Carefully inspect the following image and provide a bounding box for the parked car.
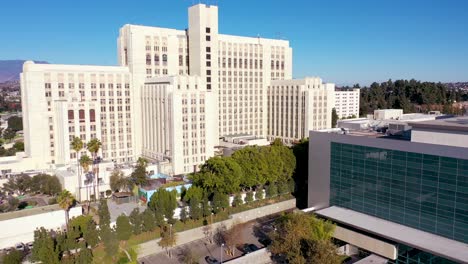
[205,256,220,264]
[258,237,271,246]
[261,224,275,233]
[242,243,259,254]
[27,242,34,250]
[15,243,25,251]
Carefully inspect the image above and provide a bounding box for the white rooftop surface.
[316,206,468,264]
[354,254,388,264]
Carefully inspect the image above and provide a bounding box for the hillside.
[0,60,48,83]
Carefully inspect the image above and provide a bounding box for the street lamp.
[221,243,225,263]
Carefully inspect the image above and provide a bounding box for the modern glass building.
[308,130,468,264]
[330,142,468,244]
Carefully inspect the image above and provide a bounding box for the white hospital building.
[334,88,360,118]
[9,4,358,196]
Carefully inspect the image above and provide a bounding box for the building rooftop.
[408,116,468,132]
[0,204,62,221]
[316,206,468,264]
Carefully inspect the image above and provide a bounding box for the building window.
[206,35,211,41]
[146,54,151,65]
[206,47,211,53]
[162,54,168,62]
[79,109,85,123]
[90,109,96,122]
[68,110,74,123]
[206,27,211,33]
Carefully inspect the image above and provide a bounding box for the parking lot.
[138,215,278,264]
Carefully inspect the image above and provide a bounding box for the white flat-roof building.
[267,77,335,144]
[334,88,360,118]
[21,62,134,166]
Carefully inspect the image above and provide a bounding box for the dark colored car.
[205,256,220,264]
[258,237,271,246]
[242,243,259,254]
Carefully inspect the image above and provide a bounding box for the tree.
[158,224,177,258]
[201,194,212,218]
[30,174,62,195]
[190,157,243,194]
[110,169,131,192]
[2,174,32,195]
[148,189,178,224]
[269,213,340,264]
[79,155,92,173]
[244,191,254,203]
[2,128,16,141]
[189,197,202,220]
[31,227,60,264]
[222,222,245,256]
[180,206,188,223]
[12,141,24,151]
[212,192,229,214]
[278,182,289,195]
[141,209,156,232]
[75,245,93,264]
[129,208,142,235]
[7,116,22,131]
[232,193,243,207]
[231,146,269,189]
[57,190,75,229]
[71,136,84,200]
[97,199,111,228]
[87,138,102,200]
[116,214,132,241]
[255,187,264,200]
[202,224,214,244]
[101,226,119,258]
[83,219,99,248]
[182,185,203,203]
[266,184,278,198]
[179,246,198,264]
[2,249,23,264]
[331,108,338,128]
[130,157,149,186]
[79,154,93,201]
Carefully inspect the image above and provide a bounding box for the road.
[138,213,282,264]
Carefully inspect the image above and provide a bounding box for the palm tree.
[71,137,83,201]
[79,155,92,201]
[87,138,102,201]
[57,190,75,229]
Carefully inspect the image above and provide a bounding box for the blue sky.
[1,0,467,85]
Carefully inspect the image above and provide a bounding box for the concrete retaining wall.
[137,199,296,258]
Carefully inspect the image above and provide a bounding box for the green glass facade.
[330,142,468,244]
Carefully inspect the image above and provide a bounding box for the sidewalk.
[137,199,296,258]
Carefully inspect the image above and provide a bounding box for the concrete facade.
[334,88,360,118]
[267,78,335,144]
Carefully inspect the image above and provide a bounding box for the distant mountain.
[0,60,48,83]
